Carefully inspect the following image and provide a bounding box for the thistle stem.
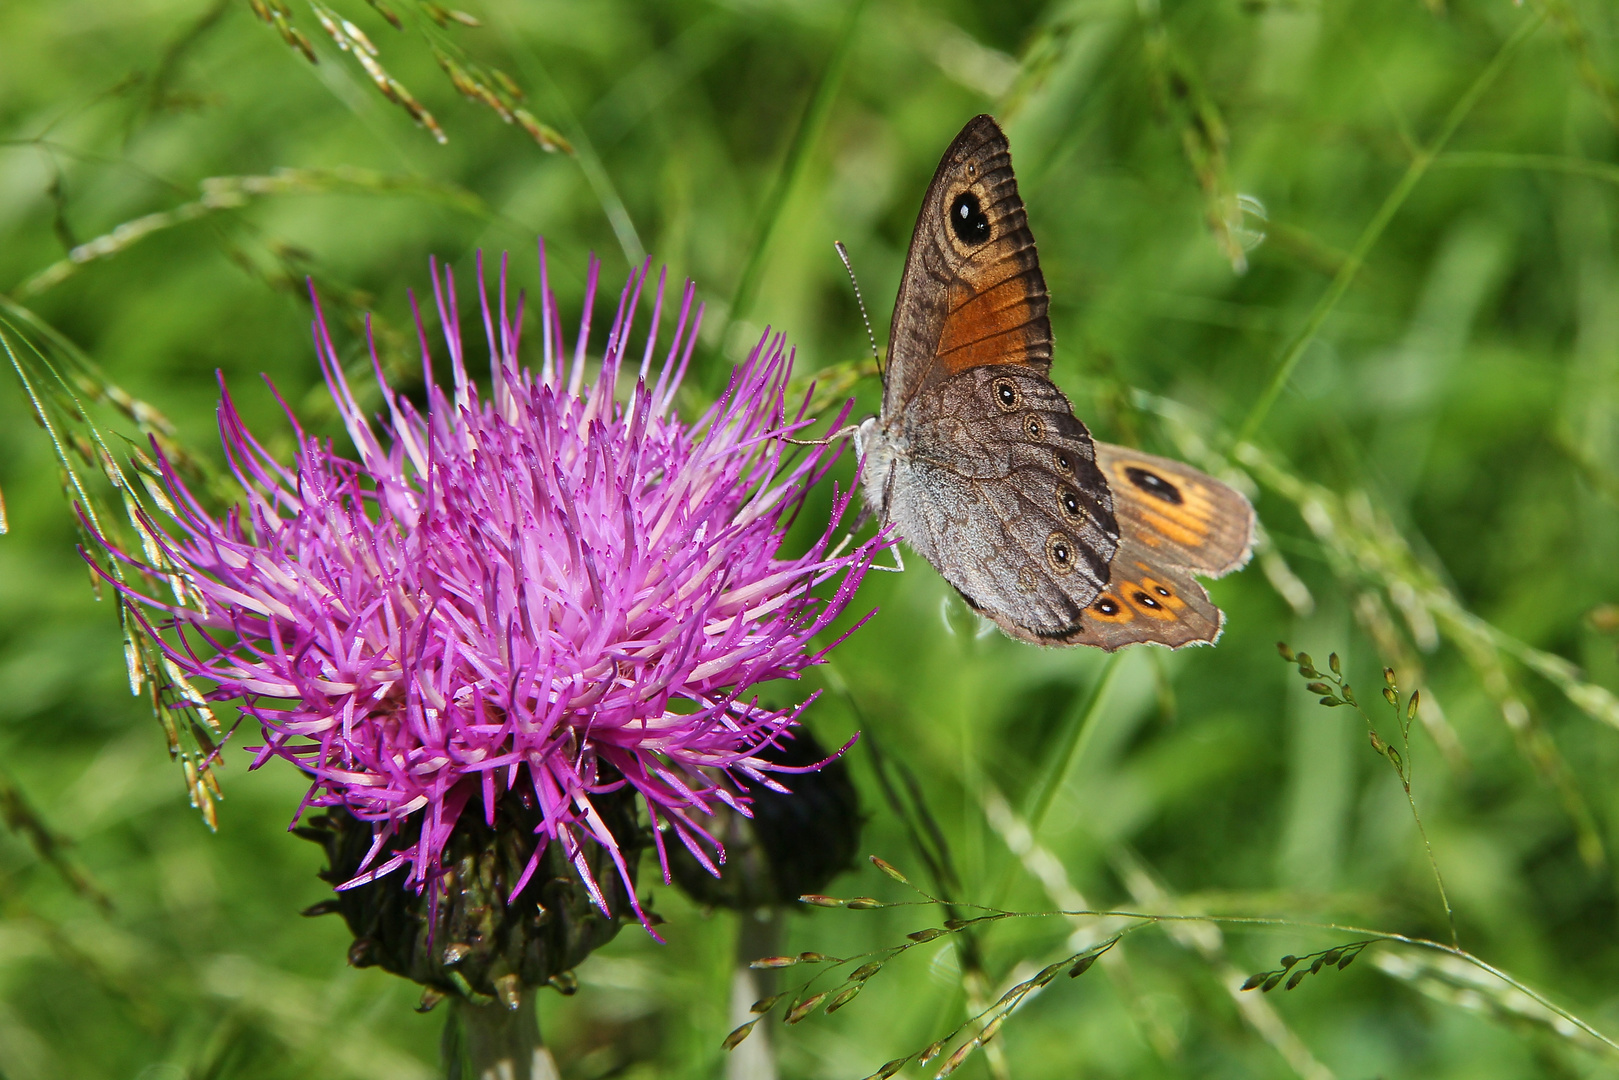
[729,910,783,1080]
[445,994,559,1080]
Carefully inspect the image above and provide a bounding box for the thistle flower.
[90,244,884,938]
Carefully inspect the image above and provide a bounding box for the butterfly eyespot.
[1044,532,1074,575]
[993,380,1019,409]
[1133,591,1162,610]
[1055,452,1073,473]
[950,191,991,244]
[1025,415,1044,440]
[1124,466,1184,505]
[1093,597,1122,617]
[1060,489,1081,516]
[1155,585,1171,598]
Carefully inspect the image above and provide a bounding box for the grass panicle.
[1280,641,1457,946]
[1240,941,1374,994]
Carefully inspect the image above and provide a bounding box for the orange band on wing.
[1137,506,1212,547]
[934,270,1045,375]
[1105,458,1219,538]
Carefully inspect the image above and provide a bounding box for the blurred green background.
[5,0,1619,1077]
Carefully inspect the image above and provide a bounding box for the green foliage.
[4,0,1619,1078]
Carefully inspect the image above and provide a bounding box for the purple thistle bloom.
[89,244,884,928]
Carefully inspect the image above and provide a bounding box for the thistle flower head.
[93,244,883,928]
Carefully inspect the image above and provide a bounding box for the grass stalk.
[1236,13,1545,443]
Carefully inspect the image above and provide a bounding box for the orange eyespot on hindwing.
[1091,594,1132,622]
[1121,567,1187,621]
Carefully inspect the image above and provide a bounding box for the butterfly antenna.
[835,241,884,384]
[782,242,882,450]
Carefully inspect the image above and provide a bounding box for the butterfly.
[853,114,1254,650]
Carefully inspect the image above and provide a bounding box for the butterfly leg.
[827,519,905,571]
[782,422,862,447]
[867,544,905,573]
[860,462,906,572]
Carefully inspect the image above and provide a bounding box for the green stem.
[482,11,645,268]
[445,994,556,1080]
[987,656,1123,912]
[725,0,866,331]
[1337,670,1460,949]
[728,911,783,1080]
[1434,150,1619,187]
[1026,655,1124,836]
[1235,12,1544,444]
[1402,775,1458,948]
[1391,687,1459,948]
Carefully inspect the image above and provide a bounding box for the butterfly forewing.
[884,114,1052,418]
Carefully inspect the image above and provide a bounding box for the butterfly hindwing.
[889,366,1119,638]
[1092,443,1255,578]
[1050,539,1224,651]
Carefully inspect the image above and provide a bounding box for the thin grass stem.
[1236,13,1544,443]
[845,897,1619,1060]
[725,0,866,334]
[1027,654,1124,838]
[482,12,646,267]
[1434,151,1619,187]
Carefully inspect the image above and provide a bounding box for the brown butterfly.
[853,114,1254,650]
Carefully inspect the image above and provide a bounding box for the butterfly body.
[856,115,1254,650]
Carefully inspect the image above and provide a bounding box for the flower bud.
[668,730,860,910]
